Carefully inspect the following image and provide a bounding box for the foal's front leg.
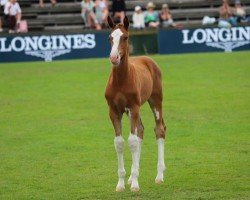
[109,107,125,192]
[128,106,141,192]
[128,118,143,185]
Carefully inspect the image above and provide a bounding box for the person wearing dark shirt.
[112,0,125,23]
[0,0,7,32]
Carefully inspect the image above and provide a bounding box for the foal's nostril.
[110,55,119,62]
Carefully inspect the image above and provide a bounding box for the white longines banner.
[0,32,110,63]
[158,26,250,54]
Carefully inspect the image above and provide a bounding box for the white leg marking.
[128,133,140,192]
[128,137,142,186]
[110,29,123,58]
[155,138,166,184]
[114,136,126,191]
[154,108,160,120]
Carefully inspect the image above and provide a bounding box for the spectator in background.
[39,0,57,8]
[132,6,145,29]
[218,0,237,28]
[0,0,8,32]
[4,0,22,33]
[234,0,250,23]
[144,2,159,28]
[112,0,126,23]
[159,4,173,27]
[95,0,109,27]
[0,12,2,32]
[81,0,101,30]
[159,4,182,28]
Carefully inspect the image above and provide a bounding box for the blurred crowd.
[80,0,182,30]
[81,0,249,30]
[0,0,58,33]
[0,0,22,33]
[0,0,249,33]
[203,0,250,28]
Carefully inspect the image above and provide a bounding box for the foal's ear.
[123,16,129,30]
[107,16,115,29]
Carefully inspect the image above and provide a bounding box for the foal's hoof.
[155,179,164,184]
[130,187,140,192]
[116,186,125,192]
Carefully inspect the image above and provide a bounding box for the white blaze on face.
[110,28,123,58]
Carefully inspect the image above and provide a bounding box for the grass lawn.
[0,51,249,199]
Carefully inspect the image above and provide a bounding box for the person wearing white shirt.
[132,6,145,29]
[81,0,101,30]
[4,0,22,33]
[0,0,8,32]
[95,0,109,26]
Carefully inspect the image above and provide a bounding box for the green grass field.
[0,52,249,199]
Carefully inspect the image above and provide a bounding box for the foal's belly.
[112,84,152,110]
[139,78,153,105]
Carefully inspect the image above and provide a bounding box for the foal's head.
[107,16,130,66]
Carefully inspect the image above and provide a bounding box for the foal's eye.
[123,36,128,41]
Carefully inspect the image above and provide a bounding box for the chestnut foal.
[105,16,166,192]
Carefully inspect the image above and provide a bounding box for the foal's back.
[129,56,163,104]
[130,56,162,81]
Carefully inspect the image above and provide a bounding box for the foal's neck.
[113,51,130,84]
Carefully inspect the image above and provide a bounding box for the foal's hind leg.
[148,95,167,184]
[127,117,144,186]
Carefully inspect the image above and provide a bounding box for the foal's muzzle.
[110,54,120,66]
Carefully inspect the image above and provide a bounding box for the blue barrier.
[1,27,250,63]
[158,26,250,54]
[0,32,110,62]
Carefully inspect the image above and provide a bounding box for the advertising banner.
[158,26,250,54]
[0,32,110,62]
